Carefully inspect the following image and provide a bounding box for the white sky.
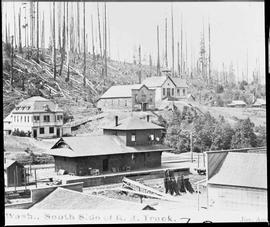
[2,1,265,83]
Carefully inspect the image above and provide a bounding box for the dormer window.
[131,133,136,142]
[43,104,50,111]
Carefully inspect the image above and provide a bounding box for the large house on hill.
[48,116,172,176]
[96,71,188,111]
[4,96,64,138]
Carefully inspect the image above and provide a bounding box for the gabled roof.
[4,159,23,170]
[48,135,171,157]
[171,78,188,88]
[99,84,142,99]
[30,187,143,210]
[141,76,168,87]
[103,116,164,130]
[208,152,267,189]
[12,96,63,113]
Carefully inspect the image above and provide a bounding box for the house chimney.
[147,115,150,122]
[115,116,118,126]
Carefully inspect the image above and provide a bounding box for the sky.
[2,1,265,83]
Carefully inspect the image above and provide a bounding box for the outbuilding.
[4,159,25,187]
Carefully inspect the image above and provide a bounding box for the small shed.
[4,159,25,187]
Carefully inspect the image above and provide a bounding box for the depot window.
[44,115,50,122]
[40,127,45,134]
[131,133,136,142]
[49,127,54,134]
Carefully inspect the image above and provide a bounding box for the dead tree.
[53,1,56,80]
[91,14,96,67]
[66,2,70,82]
[171,4,174,77]
[58,2,62,50]
[18,7,23,53]
[13,3,17,48]
[97,2,102,59]
[157,25,160,76]
[180,14,183,75]
[149,54,152,77]
[138,45,142,83]
[177,41,180,76]
[59,2,66,77]
[36,1,39,63]
[10,36,14,89]
[165,17,168,68]
[208,23,211,83]
[77,2,80,54]
[103,2,108,79]
[83,1,86,86]
[41,12,45,55]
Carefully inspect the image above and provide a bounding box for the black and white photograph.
[3,0,267,224]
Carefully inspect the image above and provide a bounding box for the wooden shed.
[4,159,25,187]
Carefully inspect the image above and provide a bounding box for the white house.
[5,96,64,138]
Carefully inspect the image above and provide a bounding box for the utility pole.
[165,17,168,68]
[171,4,174,77]
[157,25,160,76]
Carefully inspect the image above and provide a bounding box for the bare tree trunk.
[180,15,183,76]
[171,4,174,77]
[53,1,56,80]
[83,1,86,86]
[91,14,96,67]
[18,7,22,53]
[41,12,45,55]
[66,2,70,82]
[77,2,80,54]
[104,2,107,79]
[58,2,62,50]
[59,2,66,77]
[208,23,211,83]
[97,2,102,59]
[138,45,142,83]
[157,25,160,76]
[165,17,168,68]
[10,36,14,89]
[177,41,180,76]
[13,3,17,48]
[149,54,152,77]
[5,12,8,44]
[70,3,74,53]
[36,1,39,63]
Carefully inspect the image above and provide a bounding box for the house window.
[118,100,120,106]
[40,127,45,134]
[17,116,19,122]
[183,89,186,96]
[27,116,29,122]
[21,116,23,122]
[44,115,50,122]
[125,100,127,107]
[172,88,174,96]
[131,133,136,142]
[34,116,40,122]
[111,99,114,106]
[163,88,166,96]
[24,116,26,122]
[167,88,170,96]
[149,94,153,103]
[49,127,54,134]
[177,89,180,95]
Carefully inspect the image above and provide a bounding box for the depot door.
[33,129,37,138]
[56,128,60,137]
[103,159,109,172]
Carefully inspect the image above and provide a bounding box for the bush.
[215,84,224,93]
[12,129,31,137]
[63,111,74,124]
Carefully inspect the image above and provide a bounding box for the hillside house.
[206,151,267,212]
[5,96,64,138]
[4,159,25,187]
[48,116,172,176]
[96,71,188,111]
[227,100,247,108]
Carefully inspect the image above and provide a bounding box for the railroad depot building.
[48,116,172,176]
[4,96,64,138]
[96,72,188,111]
[206,151,267,212]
